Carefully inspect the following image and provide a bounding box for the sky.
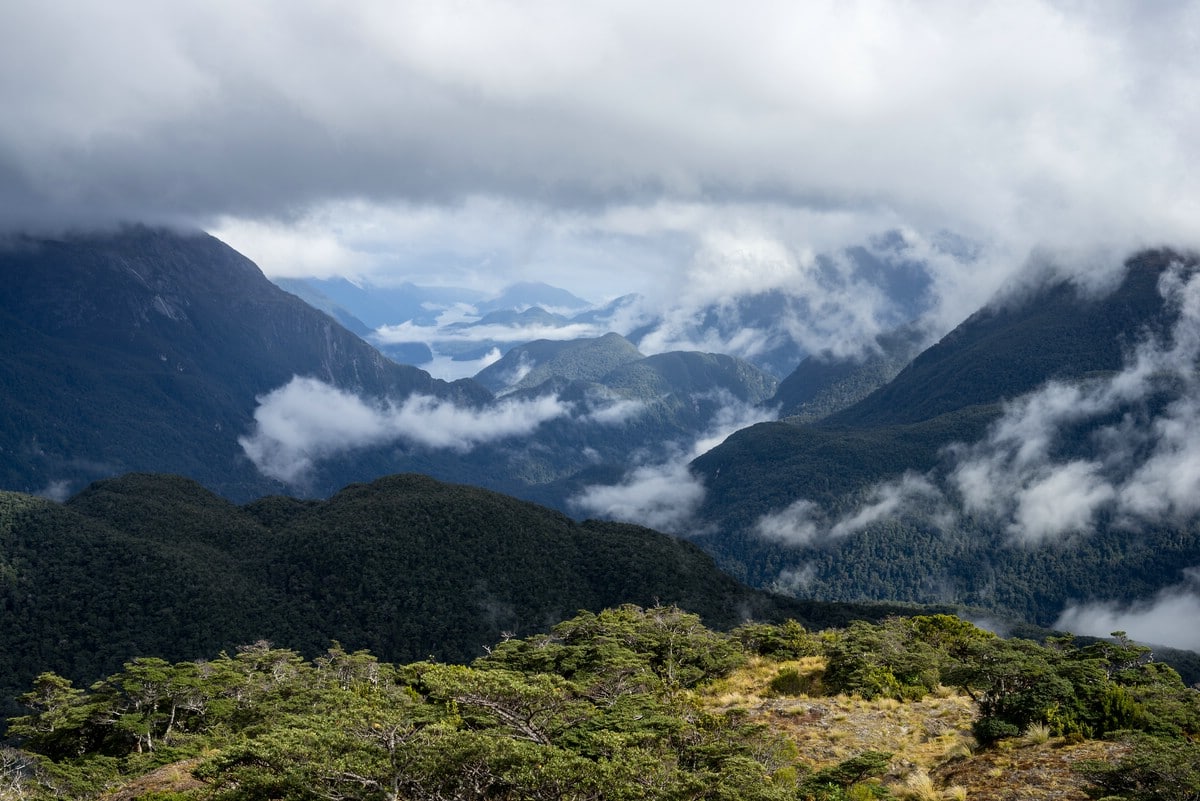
[2,0,1199,319]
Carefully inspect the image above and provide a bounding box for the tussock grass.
[896,768,938,801]
[1021,722,1051,746]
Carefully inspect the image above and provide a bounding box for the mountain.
[473,332,645,394]
[283,276,486,328]
[477,280,593,314]
[0,226,484,501]
[0,471,916,720]
[603,350,780,404]
[271,277,375,337]
[771,323,928,422]
[685,249,1200,633]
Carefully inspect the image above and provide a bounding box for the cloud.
[239,376,568,483]
[755,500,823,546]
[756,472,947,545]
[35,480,73,503]
[829,473,945,539]
[4,1,1199,348]
[941,259,1200,542]
[572,393,775,531]
[582,398,648,426]
[750,258,1200,547]
[1008,461,1115,545]
[570,459,706,533]
[1055,572,1200,652]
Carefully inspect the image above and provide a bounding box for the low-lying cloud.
[756,472,947,546]
[1056,571,1200,652]
[571,393,775,532]
[753,257,1200,547]
[239,376,568,483]
[570,458,707,533]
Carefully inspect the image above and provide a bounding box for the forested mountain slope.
[0,226,483,501]
[688,249,1200,634]
[0,471,931,720]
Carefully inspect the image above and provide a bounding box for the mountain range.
[0,227,775,507]
[3,227,1200,655]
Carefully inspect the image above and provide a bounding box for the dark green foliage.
[8,608,1200,799]
[1077,734,1200,801]
[733,620,823,660]
[946,634,1200,744]
[0,473,820,728]
[823,618,964,701]
[9,607,845,801]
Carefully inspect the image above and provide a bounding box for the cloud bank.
[239,376,567,483]
[4,1,1199,351]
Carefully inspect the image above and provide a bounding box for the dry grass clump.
[895,768,939,800]
[1021,722,1052,746]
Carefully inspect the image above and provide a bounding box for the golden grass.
[697,658,977,772]
[896,768,939,801]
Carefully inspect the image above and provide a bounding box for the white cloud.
[1056,575,1200,653]
[756,500,823,546]
[829,473,944,539]
[749,258,1200,547]
[238,376,568,483]
[1009,460,1115,544]
[571,393,775,531]
[570,459,706,533]
[939,261,1200,541]
[755,471,947,545]
[582,398,647,426]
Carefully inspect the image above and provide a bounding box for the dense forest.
[0,472,963,723]
[3,606,1198,800]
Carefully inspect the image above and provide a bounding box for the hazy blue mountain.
[771,323,928,421]
[477,280,593,314]
[291,276,486,328]
[272,277,374,337]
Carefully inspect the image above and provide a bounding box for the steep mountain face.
[0,226,482,500]
[687,249,1200,634]
[0,471,873,718]
[827,252,1173,427]
[771,323,928,422]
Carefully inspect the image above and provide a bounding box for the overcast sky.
[3,0,1198,309]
